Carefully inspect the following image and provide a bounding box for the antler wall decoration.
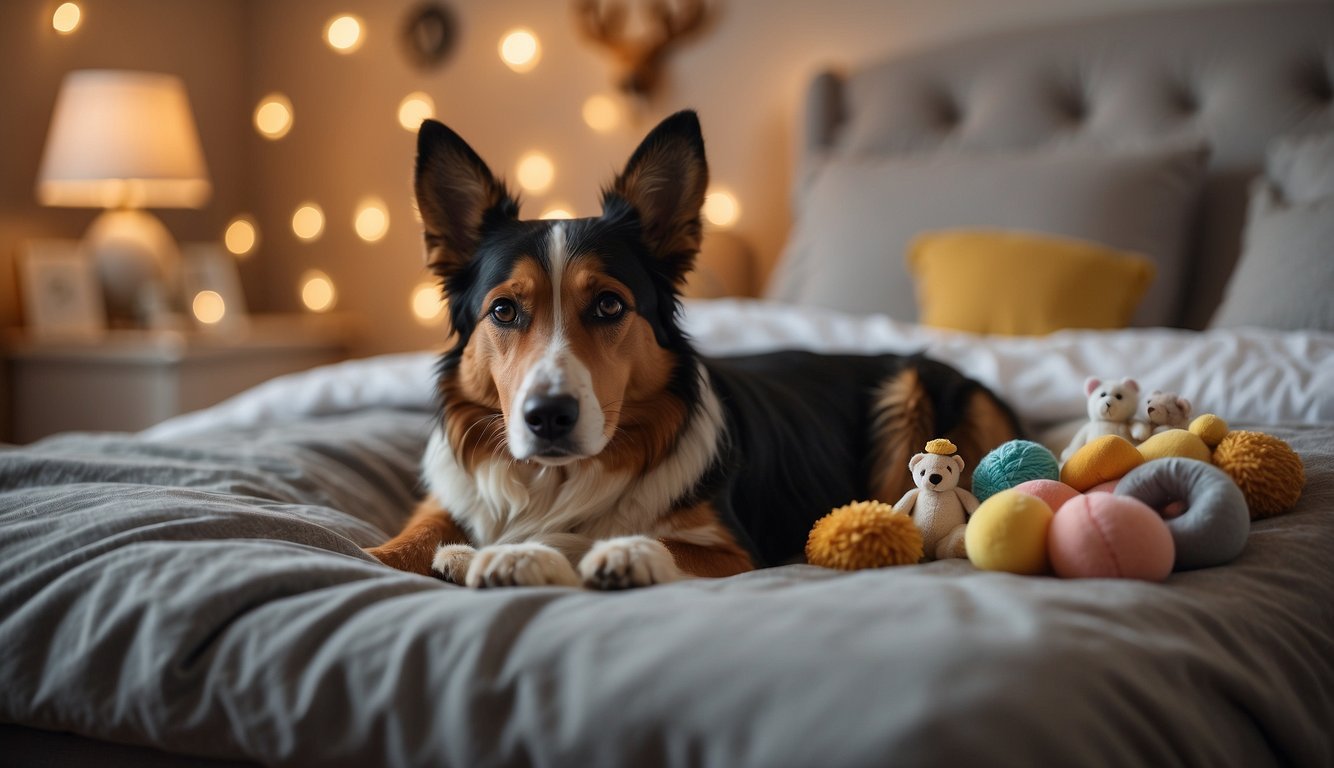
[574,0,712,100]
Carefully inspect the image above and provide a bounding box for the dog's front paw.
[578,536,682,590]
[431,543,476,584]
[466,543,581,588]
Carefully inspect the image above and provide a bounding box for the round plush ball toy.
[966,490,1054,575]
[806,501,924,570]
[1011,479,1080,512]
[1212,430,1305,520]
[1048,493,1175,581]
[1190,414,1229,449]
[970,440,1061,503]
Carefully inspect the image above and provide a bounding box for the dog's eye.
[1115,393,1123,400]
[593,292,625,320]
[489,299,518,325]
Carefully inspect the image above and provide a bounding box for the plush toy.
[965,489,1054,575]
[1061,377,1146,462]
[806,500,923,570]
[1060,434,1144,492]
[970,440,1061,503]
[1212,430,1306,519]
[1115,458,1249,570]
[892,438,979,560]
[1143,390,1193,435]
[1047,492,1175,581]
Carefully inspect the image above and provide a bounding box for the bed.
[3,3,1333,766]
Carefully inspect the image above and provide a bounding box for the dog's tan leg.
[366,496,470,576]
[653,503,755,579]
[868,367,934,504]
[945,388,1022,490]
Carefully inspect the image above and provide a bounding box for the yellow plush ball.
[1060,435,1145,492]
[1137,429,1213,463]
[1189,414,1229,449]
[806,501,924,570]
[1212,430,1305,519]
[966,490,1054,575]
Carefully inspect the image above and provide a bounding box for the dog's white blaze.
[423,362,726,559]
[504,222,607,461]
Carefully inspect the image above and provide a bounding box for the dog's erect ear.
[603,110,708,284]
[414,119,518,278]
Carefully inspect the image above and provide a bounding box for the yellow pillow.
[906,230,1155,335]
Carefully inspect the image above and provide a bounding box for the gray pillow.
[1210,175,1334,332]
[765,144,1206,327]
[1266,131,1334,205]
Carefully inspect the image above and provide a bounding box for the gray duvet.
[1,409,1331,767]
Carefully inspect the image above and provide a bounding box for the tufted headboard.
[793,1,1334,329]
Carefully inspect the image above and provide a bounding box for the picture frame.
[17,239,106,339]
[180,242,249,334]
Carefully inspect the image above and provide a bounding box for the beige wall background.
[2,0,1271,358]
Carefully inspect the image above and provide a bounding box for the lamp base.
[84,208,181,327]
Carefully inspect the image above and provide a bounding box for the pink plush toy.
[1048,493,1175,581]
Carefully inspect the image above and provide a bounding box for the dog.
[366,110,1020,588]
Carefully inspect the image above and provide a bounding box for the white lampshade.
[37,70,211,209]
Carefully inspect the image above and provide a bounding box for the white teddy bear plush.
[1138,390,1193,439]
[1060,377,1145,462]
[892,439,979,560]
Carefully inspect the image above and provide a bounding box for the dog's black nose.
[928,473,942,485]
[524,394,579,440]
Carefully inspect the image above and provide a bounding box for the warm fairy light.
[397,92,435,131]
[411,281,447,324]
[52,2,81,34]
[291,203,325,241]
[354,197,390,242]
[254,94,293,139]
[223,216,258,257]
[500,29,540,72]
[582,94,621,133]
[325,14,364,53]
[192,291,226,325]
[300,270,336,312]
[540,207,574,220]
[703,188,740,228]
[516,152,554,193]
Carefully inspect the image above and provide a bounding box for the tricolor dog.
[368,111,1019,588]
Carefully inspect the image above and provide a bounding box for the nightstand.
[3,314,352,443]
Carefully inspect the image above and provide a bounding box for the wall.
[2,0,1272,362]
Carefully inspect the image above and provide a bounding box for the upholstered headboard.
[788,1,1334,329]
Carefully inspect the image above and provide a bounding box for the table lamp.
[36,69,211,327]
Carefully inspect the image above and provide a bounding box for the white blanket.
[143,299,1334,441]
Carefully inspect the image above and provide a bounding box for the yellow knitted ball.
[1212,430,1305,519]
[806,501,924,570]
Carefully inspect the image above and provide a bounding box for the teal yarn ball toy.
[971,440,1061,503]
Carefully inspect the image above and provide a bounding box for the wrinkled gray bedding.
[1,410,1331,767]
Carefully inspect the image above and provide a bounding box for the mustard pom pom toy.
[1212,430,1305,520]
[806,500,924,570]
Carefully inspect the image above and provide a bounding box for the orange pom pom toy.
[1212,430,1306,519]
[806,501,924,570]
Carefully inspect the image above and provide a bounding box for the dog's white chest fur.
[421,363,725,553]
